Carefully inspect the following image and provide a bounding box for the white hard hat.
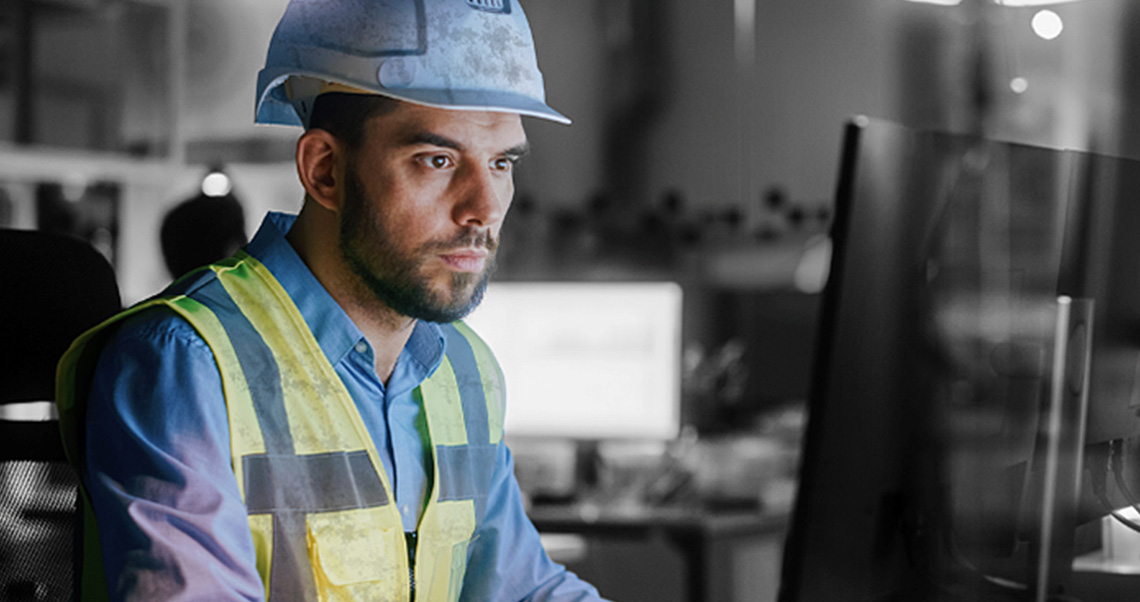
[255,0,570,128]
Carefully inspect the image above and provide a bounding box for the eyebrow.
[504,141,531,160]
[405,131,530,159]
[407,131,462,151]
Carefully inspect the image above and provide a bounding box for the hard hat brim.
[256,71,571,128]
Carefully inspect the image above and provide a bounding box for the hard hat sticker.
[465,0,510,14]
[378,57,419,89]
[281,0,427,57]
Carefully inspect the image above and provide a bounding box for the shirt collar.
[244,211,446,383]
[389,321,446,399]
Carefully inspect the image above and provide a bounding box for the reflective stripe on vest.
[57,251,506,602]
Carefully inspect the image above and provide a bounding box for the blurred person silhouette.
[160,186,248,279]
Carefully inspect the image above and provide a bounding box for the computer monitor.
[778,117,1106,602]
[1059,151,1140,448]
[462,281,684,441]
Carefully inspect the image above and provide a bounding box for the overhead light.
[1031,9,1064,39]
[201,171,233,197]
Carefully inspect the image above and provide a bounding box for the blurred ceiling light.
[1031,9,1064,39]
[201,171,233,197]
[1010,77,1029,93]
[903,0,1081,4]
[995,0,1080,5]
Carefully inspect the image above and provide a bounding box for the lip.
[439,249,488,273]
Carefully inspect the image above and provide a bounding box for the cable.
[1093,438,1140,534]
[1108,438,1140,517]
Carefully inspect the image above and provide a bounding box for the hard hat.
[255,0,570,128]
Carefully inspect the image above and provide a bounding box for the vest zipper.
[406,531,418,601]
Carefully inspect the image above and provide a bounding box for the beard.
[338,165,497,323]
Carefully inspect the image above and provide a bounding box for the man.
[56,1,607,600]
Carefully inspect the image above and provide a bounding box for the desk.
[530,504,788,602]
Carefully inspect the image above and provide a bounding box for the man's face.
[337,102,528,323]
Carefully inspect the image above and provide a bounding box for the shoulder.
[100,303,213,363]
[83,304,225,427]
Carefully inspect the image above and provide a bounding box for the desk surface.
[530,503,789,602]
[528,503,788,538]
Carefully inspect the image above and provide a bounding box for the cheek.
[387,204,449,251]
[361,176,433,240]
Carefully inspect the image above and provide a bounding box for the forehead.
[362,101,526,153]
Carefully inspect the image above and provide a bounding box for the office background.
[3,1,1140,600]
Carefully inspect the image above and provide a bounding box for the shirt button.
[355,341,368,354]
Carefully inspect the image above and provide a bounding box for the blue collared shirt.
[85,211,604,601]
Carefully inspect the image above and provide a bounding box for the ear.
[296,129,344,211]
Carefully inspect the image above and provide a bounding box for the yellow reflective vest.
[57,250,506,602]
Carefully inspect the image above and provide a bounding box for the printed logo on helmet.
[466,0,510,14]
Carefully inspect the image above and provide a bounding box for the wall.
[511,1,608,209]
[644,1,900,223]
[510,1,907,224]
[178,0,295,149]
[11,0,1140,298]
[517,0,1140,227]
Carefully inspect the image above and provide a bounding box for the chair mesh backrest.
[0,460,77,602]
[0,228,122,602]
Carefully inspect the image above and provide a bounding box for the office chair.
[0,228,121,602]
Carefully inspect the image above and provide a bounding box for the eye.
[420,154,455,169]
[492,156,515,172]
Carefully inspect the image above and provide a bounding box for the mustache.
[423,228,498,253]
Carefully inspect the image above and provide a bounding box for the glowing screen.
[463,281,683,440]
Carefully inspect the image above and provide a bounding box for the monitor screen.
[779,117,1091,602]
[462,281,683,440]
[1059,150,1140,448]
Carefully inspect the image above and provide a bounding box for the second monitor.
[463,281,684,442]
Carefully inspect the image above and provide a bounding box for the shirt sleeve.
[461,443,609,602]
[84,308,265,602]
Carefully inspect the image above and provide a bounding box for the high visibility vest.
[57,250,506,602]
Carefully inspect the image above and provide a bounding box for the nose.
[452,163,510,228]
